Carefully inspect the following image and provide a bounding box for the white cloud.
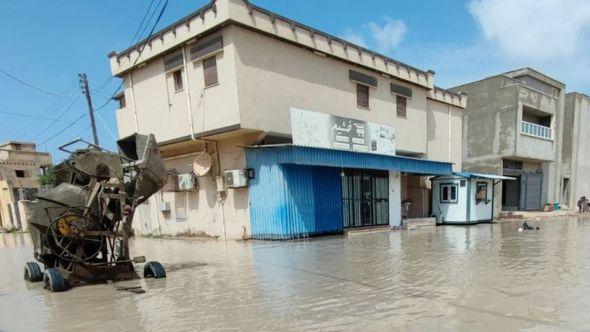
[366,18,407,53]
[469,0,590,60]
[342,17,406,53]
[342,31,367,47]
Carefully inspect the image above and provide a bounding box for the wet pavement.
[2,217,590,331]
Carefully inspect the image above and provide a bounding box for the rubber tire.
[24,262,43,282]
[43,268,67,292]
[144,261,166,279]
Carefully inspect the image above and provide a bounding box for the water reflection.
[1,218,590,331]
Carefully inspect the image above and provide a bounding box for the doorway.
[342,169,389,228]
[502,176,520,211]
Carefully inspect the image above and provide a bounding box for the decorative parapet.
[428,86,466,108]
[108,0,434,89]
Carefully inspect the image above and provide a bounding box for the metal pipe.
[127,73,139,132]
[181,45,196,140]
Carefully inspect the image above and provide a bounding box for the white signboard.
[290,107,396,156]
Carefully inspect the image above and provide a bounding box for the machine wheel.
[43,268,67,292]
[24,262,43,282]
[144,261,166,279]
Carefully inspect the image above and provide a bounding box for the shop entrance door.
[342,170,389,228]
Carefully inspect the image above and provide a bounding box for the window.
[396,95,407,117]
[440,183,458,203]
[15,170,26,178]
[356,83,369,108]
[476,182,488,204]
[203,56,218,86]
[172,69,183,92]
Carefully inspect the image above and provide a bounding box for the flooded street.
[2,218,590,331]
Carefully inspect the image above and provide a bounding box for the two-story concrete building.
[0,141,52,230]
[451,68,565,215]
[109,0,465,239]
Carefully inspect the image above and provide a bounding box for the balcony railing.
[521,121,552,140]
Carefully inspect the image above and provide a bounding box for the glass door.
[342,170,389,228]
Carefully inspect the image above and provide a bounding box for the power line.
[14,78,79,140]
[94,0,159,92]
[38,113,87,147]
[31,95,82,141]
[0,110,68,122]
[130,0,158,44]
[39,0,170,148]
[0,67,61,96]
[95,0,170,113]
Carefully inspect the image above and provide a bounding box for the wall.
[426,98,463,170]
[246,154,343,239]
[389,171,402,227]
[232,26,430,156]
[469,178,494,222]
[564,93,590,206]
[116,27,241,142]
[0,149,51,189]
[453,71,565,212]
[131,133,254,239]
[431,177,467,223]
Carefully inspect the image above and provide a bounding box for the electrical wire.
[130,0,158,44]
[0,67,61,96]
[94,0,159,92]
[0,110,67,122]
[39,0,170,147]
[31,95,82,141]
[38,113,87,147]
[95,0,170,113]
[14,78,79,140]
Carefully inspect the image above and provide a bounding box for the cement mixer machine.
[23,133,167,292]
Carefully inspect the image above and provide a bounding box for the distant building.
[562,93,590,208]
[108,0,465,239]
[0,141,52,229]
[451,68,565,215]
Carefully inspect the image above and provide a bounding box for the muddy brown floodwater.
[2,217,590,331]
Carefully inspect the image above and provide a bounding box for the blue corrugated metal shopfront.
[246,145,452,240]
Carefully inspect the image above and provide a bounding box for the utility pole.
[79,73,99,146]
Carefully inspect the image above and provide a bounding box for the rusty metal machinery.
[23,134,167,292]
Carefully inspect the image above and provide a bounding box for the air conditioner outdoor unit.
[224,169,248,188]
[177,173,198,191]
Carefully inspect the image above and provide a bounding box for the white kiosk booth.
[431,172,515,224]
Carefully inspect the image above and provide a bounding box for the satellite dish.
[192,152,212,176]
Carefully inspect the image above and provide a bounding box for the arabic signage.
[290,107,396,156]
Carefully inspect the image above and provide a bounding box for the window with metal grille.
[203,56,218,87]
[356,83,369,108]
[503,159,523,170]
[396,95,407,117]
[172,69,183,92]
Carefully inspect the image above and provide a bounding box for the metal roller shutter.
[520,173,543,210]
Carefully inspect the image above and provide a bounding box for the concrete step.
[403,217,436,229]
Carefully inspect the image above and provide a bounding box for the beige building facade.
[109,0,465,239]
[0,141,52,230]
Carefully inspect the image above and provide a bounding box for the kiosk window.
[476,182,488,203]
[440,184,458,203]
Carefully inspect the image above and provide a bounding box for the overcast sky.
[1,0,589,161]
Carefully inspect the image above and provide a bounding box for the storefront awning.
[454,172,516,181]
[245,145,452,175]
